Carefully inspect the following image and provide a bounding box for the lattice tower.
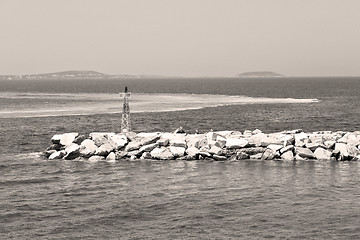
[119,87,131,132]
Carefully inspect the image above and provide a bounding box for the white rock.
[169,146,186,157]
[226,138,249,149]
[209,145,223,155]
[150,147,174,160]
[95,143,115,156]
[281,151,294,161]
[279,145,294,154]
[90,132,115,147]
[314,148,332,160]
[106,152,116,162]
[347,144,360,157]
[80,139,97,157]
[109,134,128,149]
[260,137,283,147]
[49,150,66,160]
[88,155,105,162]
[157,138,169,147]
[139,143,158,153]
[170,139,187,148]
[137,132,161,138]
[295,147,316,159]
[64,143,80,160]
[335,143,349,158]
[60,133,79,146]
[51,134,62,144]
[206,132,219,142]
[324,140,336,149]
[186,147,200,158]
[267,144,283,152]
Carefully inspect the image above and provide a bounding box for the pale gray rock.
[260,136,283,147]
[281,151,294,161]
[347,144,360,157]
[261,148,275,160]
[236,152,249,160]
[64,143,80,160]
[109,134,128,149]
[169,146,186,158]
[49,150,66,160]
[324,140,336,149]
[150,147,174,160]
[90,132,115,147]
[125,140,143,152]
[60,133,79,146]
[206,132,220,142]
[88,155,105,162]
[198,151,212,158]
[139,143,159,153]
[95,143,115,156]
[44,150,57,158]
[79,139,97,157]
[250,153,263,159]
[140,152,152,160]
[157,138,169,147]
[295,147,316,159]
[335,143,349,158]
[215,135,227,148]
[209,145,223,155]
[115,151,128,160]
[226,138,249,149]
[267,144,283,152]
[106,152,116,162]
[295,132,308,147]
[51,134,62,144]
[306,142,326,151]
[213,154,227,161]
[279,145,294,155]
[170,139,187,148]
[252,129,262,135]
[186,147,200,158]
[314,148,332,160]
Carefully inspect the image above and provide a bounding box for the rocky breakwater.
[44,129,360,162]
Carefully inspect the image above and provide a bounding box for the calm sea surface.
[1,77,360,239]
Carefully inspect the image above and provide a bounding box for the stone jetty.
[44,129,360,161]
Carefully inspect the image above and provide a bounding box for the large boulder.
[314,148,332,160]
[186,147,200,159]
[281,151,294,161]
[109,134,128,149]
[347,144,360,157]
[95,143,115,156]
[64,143,80,160]
[226,138,249,149]
[90,132,115,147]
[51,134,62,144]
[335,143,349,158]
[169,146,186,158]
[261,148,276,160]
[305,142,326,152]
[150,147,174,160]
[279,145,294,155]
[209,146,223,155]
[139,143,159,153]
[79,139,97,157]
[260,136,283,147]
[295,147,316,159]
[169,139,187,148]
[60,133,79,146]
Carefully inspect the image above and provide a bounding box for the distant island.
[0,70,168,80]
[238,71,285,78]
[0,70,286,80]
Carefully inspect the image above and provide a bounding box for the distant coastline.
[238,71,285,78]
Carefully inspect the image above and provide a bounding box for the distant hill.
[238,71,285,77]
[0,70,173,80]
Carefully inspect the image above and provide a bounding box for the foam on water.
[0,92,318,118]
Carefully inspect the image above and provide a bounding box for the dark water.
[1,77,360,239]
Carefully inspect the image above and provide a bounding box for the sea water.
[0,77,360,239]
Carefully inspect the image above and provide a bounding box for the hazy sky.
[1,0,360,76]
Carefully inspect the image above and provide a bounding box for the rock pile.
[44,129,360,161]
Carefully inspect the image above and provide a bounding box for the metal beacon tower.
[119,86,131,133]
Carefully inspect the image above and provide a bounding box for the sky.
[1,0,360,76]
